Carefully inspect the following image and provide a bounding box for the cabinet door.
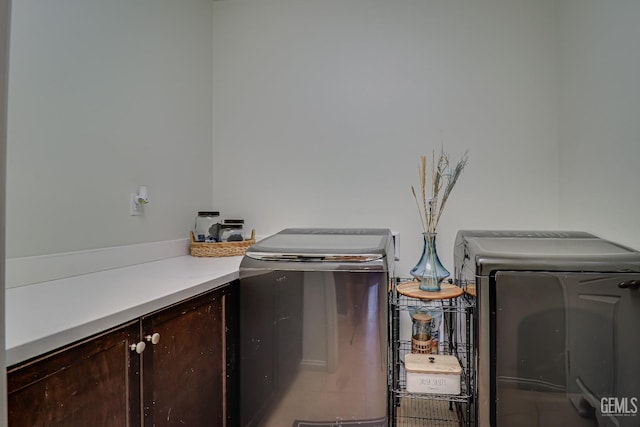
[7,321,141,427]
[141,286,230,426]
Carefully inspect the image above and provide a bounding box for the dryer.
[454,230,640,427]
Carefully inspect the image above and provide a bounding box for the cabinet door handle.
[130,341,146,354]
[618,280,640,290]
[145,333,161,345]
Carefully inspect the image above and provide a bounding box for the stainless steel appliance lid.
[244,228,391,262]
[456,229,640,274]
[456,230,596,239]
[468,237,634,257]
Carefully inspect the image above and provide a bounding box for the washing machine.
[238,228,394,427]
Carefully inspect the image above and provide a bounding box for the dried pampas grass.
[411,149,469,233]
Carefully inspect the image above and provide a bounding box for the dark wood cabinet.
[141,286,232,426]
[7,282,238,427]
[7,321,141,427]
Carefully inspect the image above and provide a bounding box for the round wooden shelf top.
[464,284,477,298]
[396,281,463,300]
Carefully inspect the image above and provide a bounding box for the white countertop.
[5,255,243,367]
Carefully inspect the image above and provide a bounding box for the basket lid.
[404,353,461,374]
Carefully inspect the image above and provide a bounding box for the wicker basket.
[189,229,256,257]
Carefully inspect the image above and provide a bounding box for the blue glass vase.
[410,232,450,291]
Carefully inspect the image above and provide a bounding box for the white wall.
[13,0,633,277]
[212,0,560,274]
[1,0,10,419]
[558,0,640,250]
[6,0,214,257]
